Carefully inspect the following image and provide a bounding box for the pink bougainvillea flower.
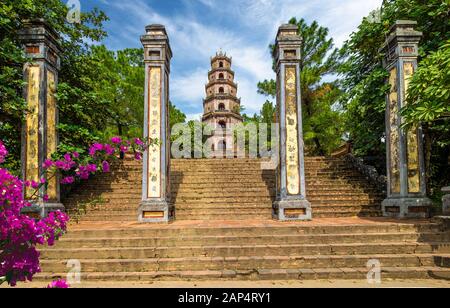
[64,153,72,162]
[47,279,70,289]
[111,136,122,144]
[40,178,46,184]
[135,152,142,161]
[43,194,49,202]
[104,144,115,156]
[134,138,144,146]
[31,181,39,189]
[72,152,79,159]
[0,150,69,287]
[61,176,75,185]
[120,146,128,153]
[0,141,8,164]
[87,164,97,173]
[102,161,110,173]
[43,159,53,169]
[89,143,104,156]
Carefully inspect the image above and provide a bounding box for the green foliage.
[0,1,186,171]
[340,0,450,199]
[170,102,187,129]
[258,18,344,155]
[0,0,108,173]
[81,46,145,139]
[257,80,276,98]
[241,101,277,154]
[403,40,450,124]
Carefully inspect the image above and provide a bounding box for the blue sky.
[81,0,382,120]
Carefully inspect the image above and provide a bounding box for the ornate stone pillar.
[381,20,432,218]
[138,25,174,223]
[272,24,311,221]
[18,19,64,217]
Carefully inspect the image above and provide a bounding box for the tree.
[0,0,108,173]
[339,0,450,200]
[86,46,145,140]
[258,18,344,155]
[403,40,450,125]
[170,102,187,129]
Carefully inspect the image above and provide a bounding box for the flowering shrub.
[0,136,152,287]
[0,144,68,286]
[41,137,150,190]
[47,278,69,289]
[0,141,7,164]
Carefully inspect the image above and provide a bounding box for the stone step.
[311,205,380,212]
[312,211,382,218]
[175,212,381,220]
[51,233,446,249]
[69,191,276,199]
[168,167,355,172]
[91,171,365,179]
[39,253,450,272]
[85,179,276,185]
[75,183,377,191]
[77,215,137,222]
[33,266,450,282]
[66,204,382,214]
[39,242,450,260]
[77,213,273,222]
[64,193,382,202]
[64,202,382,212]
[64,189,382,198]
[310,200,381,205]
[60,224,443,241]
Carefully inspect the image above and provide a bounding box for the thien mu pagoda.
[202,51,243,157]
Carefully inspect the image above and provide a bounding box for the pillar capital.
[380,20,422,69]
[274,24,302,70]
[141,24,172,71]
[18,19,62,71]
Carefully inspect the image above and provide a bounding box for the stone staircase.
[63,156,383,221]
[40,158,450,283]
[36,220,450,282]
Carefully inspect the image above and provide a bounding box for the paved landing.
[67,217,432,231]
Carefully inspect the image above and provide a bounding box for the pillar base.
[138,200,174,223]
[21,202,65,219]
[273,198,312,221]
[382,197,432,218]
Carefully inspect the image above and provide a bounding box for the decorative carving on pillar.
[138,24,174,223]
[380,20,432,218]
[18,19,64,217]
[272,24,311,221]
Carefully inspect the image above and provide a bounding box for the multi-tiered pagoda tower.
[202,51,243,157]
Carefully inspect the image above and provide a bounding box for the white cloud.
[235,76,271,115]
[196,0,215,7]
[171,68,208,106]
[104,0,382,117]
[185,113,203,122]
